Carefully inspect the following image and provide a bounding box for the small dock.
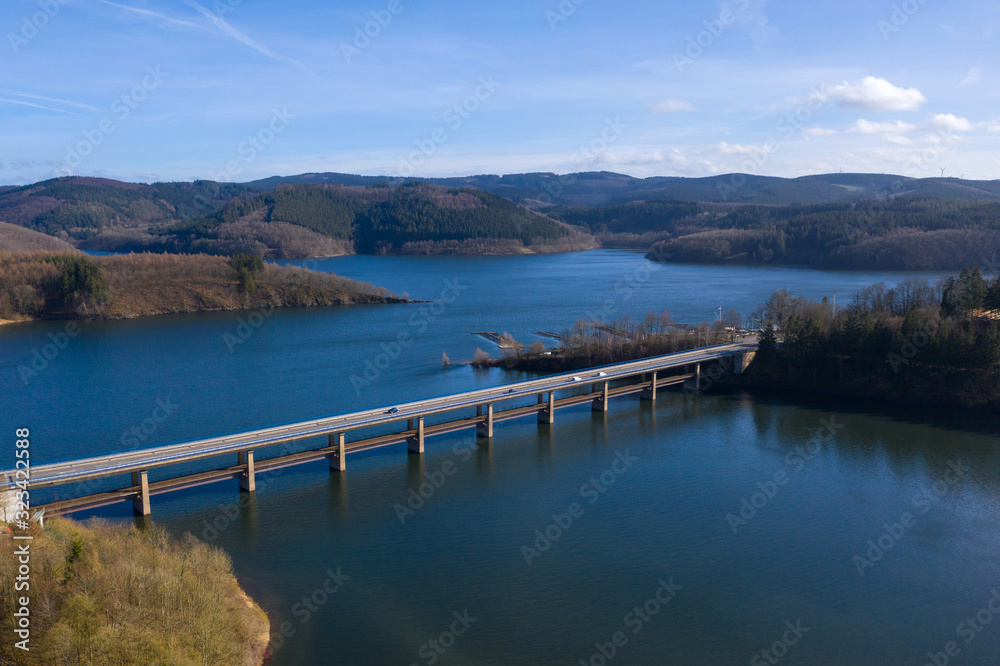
[533,331,569,343]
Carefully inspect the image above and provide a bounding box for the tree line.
[747,268,1000,409]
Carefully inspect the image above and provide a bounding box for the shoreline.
[720,373,1000,416]
[0,297,418,328]
[75,246,976,272]
[234,585,272,665]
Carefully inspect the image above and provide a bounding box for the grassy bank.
[0,517,269,665]
[0,251,405,322]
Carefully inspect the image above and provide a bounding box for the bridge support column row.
[408,418,425,453]
[131,471,150,516]
[592,382,610,412]
[328,433,346,472]
[538,392,555,424]
[238,451,255,492]
[477,404,494,439]
[640,372,658,401]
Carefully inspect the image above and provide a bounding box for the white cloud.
[987,120,1000,133]
[959,67,981,86]
[825,76,926,112]
[649,99,695,113]
[718,142,774,156]
[928,113,973,132]
[803,128,837,137]
[850,119,917,134]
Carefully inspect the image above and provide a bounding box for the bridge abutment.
[131,471,150,516]
[733,350,756,374]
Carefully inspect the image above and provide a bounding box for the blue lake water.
[2,250,996,665]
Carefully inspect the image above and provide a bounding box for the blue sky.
[1,0,998,185]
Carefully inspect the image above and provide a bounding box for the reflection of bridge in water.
[5,342,757,519]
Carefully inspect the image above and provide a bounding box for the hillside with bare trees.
[0,252,404,323]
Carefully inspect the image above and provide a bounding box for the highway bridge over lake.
[3,342,757,519]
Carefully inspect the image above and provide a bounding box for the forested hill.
[641,198,1000,270]
[0,178,587,257]
[158,181,588,255]
[3,173,1000,268]
[0,177,255,236]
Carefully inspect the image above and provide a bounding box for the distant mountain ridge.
[1,171,999,268]
[247,171,1000,207]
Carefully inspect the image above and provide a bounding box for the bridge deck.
[12,342,755,517]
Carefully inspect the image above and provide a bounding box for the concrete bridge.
[2,342,757,519]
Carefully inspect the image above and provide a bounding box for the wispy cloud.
[180,0,313,75]
[850,119,917,134]
[958,67,981,87]
[3,92,100,113]
[718,141,774,156]
[0,98,77,115]
[97,0,199,28]
[650,98,695,113]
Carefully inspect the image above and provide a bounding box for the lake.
[2,250,996,665]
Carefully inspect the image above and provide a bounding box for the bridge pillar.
[695,364,701,389]
[408,417,425,453]
[477,404,494,439]
[131,471,150,516]
[476,405,482,417]
[538,391,555,424]
[238,450,256,492]
[592,382,610,412]
[640,372,658,401]
[329,433,346,472]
